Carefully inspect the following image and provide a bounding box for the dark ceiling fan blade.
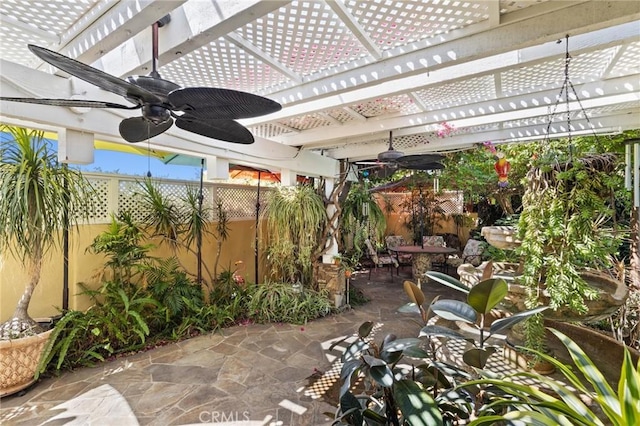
[400,161,445,171]
[28,45,163,105]
[168,87,282,119]
[0,97,140,110]
[395,154,445,168]
[175,116,254,144]
[119,116,173,143]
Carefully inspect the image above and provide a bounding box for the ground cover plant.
[37,212,335,375]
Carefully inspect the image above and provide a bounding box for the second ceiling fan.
[358,131,445,172]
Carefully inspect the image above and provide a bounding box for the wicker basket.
[0,329,53,397]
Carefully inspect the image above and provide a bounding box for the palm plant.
[0,126,94,339]
[261,184,327,286]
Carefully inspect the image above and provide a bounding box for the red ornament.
[494,152,510,187]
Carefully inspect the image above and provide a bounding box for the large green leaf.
[467,278,507,314]
[489,306,548,335]
[370,364,394,387]
[424,271,469,294]
[463,347,496,369]
[419,325,468,341]
[549,329,621,422]
[343,340,369,362]
[383,338,422,353]
[404,280,426,306]
[620,348,640,425]
[430,299,477,324]
[359,321,374,338]
[340,391,363,426]
[393,379,443,425]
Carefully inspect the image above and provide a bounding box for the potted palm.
[0,126,94,396]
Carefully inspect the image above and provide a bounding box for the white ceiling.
[1,0,639,177]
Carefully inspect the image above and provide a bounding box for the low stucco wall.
[0,219,263,321]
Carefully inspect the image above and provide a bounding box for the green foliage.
[88,213,151,283]
[143,257,204,324]
[517,151,626,352]
[248,282,333,324]
[464,329,640,426]
[0,126,95,261]
[339,181,387,248]
[0,126,95,334]
[422,271,547,369]
[38,280,159,373]
[262,185,328,285]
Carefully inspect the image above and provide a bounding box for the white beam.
[58,129,95,164]
[274,74,640,148]
[257,1,639,107]
[248,19,640,131]
[94,0,290,79]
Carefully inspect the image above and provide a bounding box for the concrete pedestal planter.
[480,226,521,250]
[0,329,53,397]
[458,262,628,322]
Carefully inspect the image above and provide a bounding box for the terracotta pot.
[0,329,53,397]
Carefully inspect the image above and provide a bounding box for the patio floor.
[0,268,542,425]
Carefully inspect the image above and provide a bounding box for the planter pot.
[334,293,345,308]
[458,262,628,323]
[0,329,53,397]
[480,226,521,250]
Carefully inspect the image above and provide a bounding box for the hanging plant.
[517,152,625,351]
[261,185,327,285]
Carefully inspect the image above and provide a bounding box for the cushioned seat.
[422,235,446,272]
[385,235,412,273]
[364,238,398,279]
[446,239,487,270]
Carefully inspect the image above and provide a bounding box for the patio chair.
[446,239,487,272]
[385,235,412,273]
[363,238,398,279]
[422,235,447,273]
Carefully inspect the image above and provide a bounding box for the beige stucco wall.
[0,219,263,321]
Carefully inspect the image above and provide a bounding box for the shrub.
[248,282,333,324]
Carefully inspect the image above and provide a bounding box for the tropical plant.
[0,126,95,339]
[333,269,546,425]
[463,328,640,426]
[517,151,626,353]
[37,279,159,374]
[339,181,387,251]
[261,185,328,285]
[134,177,217,290]
[248,282,333,324]
[420,270,547,369]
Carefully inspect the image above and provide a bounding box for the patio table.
[388,245,457,279]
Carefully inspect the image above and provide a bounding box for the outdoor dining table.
[388,245,458,280]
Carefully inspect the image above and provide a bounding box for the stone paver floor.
[2,270,460,425]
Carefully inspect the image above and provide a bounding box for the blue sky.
[79,149,202,181]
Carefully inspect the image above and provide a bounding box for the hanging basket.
[0,329,53,397]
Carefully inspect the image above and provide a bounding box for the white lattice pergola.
[1,0,639,179]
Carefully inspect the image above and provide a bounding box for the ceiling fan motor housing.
[378,149,404,162]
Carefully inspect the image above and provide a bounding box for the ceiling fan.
[357,131,445,172]
[0,16,281,144]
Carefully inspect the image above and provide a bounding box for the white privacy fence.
[81,173,464,225]
[83,172,273,224]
